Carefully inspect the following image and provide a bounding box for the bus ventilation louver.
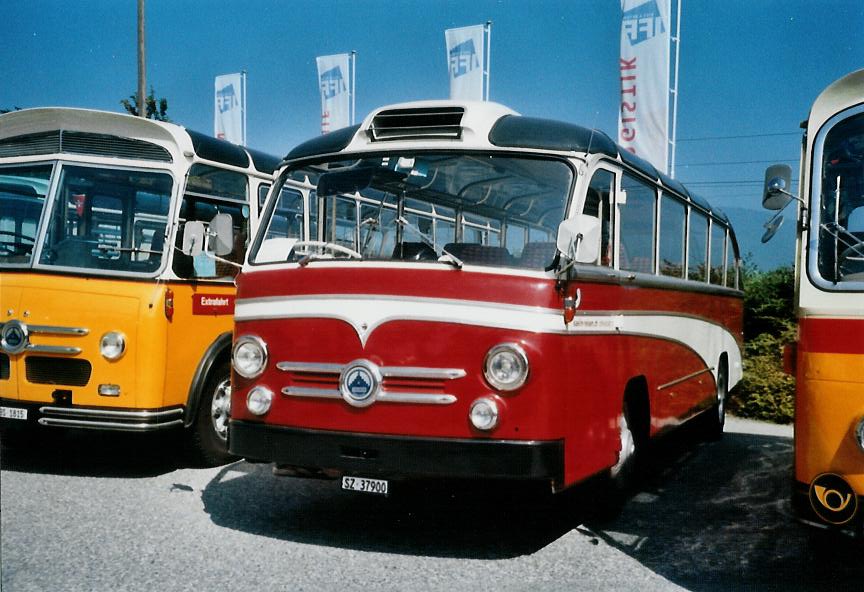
[368,107,465,142]
[0,130,172,162]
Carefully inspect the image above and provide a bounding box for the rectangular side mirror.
[209,213,234,257]
[181,221,206,256]
[556,214,601,264]
[763,164,793,210]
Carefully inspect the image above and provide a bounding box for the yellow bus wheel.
[187,361,237,467]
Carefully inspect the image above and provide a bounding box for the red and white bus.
[226,101,744,495]
[763,69,864,534]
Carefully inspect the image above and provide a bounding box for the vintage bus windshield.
[34,164,173,275]
[815,110,864,285]
[0,164,53,265]
[253,153,573,270]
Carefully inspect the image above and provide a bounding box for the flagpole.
[241,70,247,146]
[484,21,492,101]
[351,50,357,125]
[669,0,682,177]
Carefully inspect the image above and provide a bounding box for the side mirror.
[556,214,601,264]
[208,213,234,257]
[181,221,206,256]
[763,164,793,210]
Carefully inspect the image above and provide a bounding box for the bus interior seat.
[443,243,515,266]
[519,242,556,268]
[392,241,437,261]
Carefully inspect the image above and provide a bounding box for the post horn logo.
[809,473,858,525]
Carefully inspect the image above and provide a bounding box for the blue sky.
[2,0,862,268]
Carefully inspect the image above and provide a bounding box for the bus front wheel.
[187,361,236,467]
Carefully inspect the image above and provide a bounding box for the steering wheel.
[290,240,362,259]
[0,230,35,255]
[0,230,35,243]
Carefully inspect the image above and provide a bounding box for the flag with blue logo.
[214,72,246,145]
[618,0,670,172]
[445,25,486,101]
[316,53,352,134]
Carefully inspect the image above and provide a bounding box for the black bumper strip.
[230,420,564,483]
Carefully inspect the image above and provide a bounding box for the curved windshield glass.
[814,111,864,285]
[253,153,573,270]
[0,164,53,266]
[38,165,173,274]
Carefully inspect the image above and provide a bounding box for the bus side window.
[619,174,656,274]
[584,169,615,266]
[688,210,708,282]
[709,222,726,285]
[659,194,686,278]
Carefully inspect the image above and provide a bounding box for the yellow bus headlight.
[100,331,126,360]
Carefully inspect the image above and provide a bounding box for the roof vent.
[0,130,172,162]
[368,106,464,141]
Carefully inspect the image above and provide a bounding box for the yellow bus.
[762,69,864,535]
[0,108,279,465]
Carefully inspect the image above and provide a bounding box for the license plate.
[0,407,27,421]
[341,476,388,495]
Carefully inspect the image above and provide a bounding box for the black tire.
[705,362,728,441]
[186,361,236,467]
[609,398,640,493]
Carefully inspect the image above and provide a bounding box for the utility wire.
[677,132,800,142]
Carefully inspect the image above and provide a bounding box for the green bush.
[731,262,796,424]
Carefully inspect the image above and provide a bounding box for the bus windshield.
[254,152,573,270]
[0,164,53,265]
[816,111,864,284]
[37,164,173,275]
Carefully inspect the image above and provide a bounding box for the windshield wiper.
[290,240,363,266]
[395,216,462,269]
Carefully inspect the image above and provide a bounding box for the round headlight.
[856,417,864,453]
[483,343,529,391]
[469,396,500,431]
[232,335,268,379]
[100,331,126,360]
[246,386,273,416]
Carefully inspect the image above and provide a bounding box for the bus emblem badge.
[1,320,29,355]
[809,473,858,525]
[339,361,381,408]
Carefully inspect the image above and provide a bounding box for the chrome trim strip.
[281,386,456,405]
[27,344,82,355]
[29,325,89,336]
[277,361,465,380]
[277,362,344,374]
[377,392,457,405]
[39,406,184,420]
[657,367,715,391]
[37,417,184,431]
[282,387,342,398]
[380,366,466,380]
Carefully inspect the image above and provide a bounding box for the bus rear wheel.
[187,361,236,467]
[704,362,728,441]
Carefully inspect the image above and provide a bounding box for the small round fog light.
[100,331,126,360]
[469,396,500,431]
[856,417,864,453]
[246,386,273,416]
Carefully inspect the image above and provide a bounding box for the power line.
[678,158,798,167]
[677,132,800,142]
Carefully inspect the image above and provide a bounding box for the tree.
[121,86,169,121]
[0,107,22,114]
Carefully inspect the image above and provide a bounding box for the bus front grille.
[25,357,92,387]
[0,354,9,380]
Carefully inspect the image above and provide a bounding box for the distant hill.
[723,206,796,271]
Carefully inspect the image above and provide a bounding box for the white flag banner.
[214,73,245,145]
[445,25,485,101]
[618,0,670,172]
[317,54,351,134]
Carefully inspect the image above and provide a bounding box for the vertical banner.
[317,53,352,134]
[214,72,246,145]
[445,24,487,101]
[618,0,670,173]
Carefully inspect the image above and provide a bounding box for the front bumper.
[230,420,564,484]
[0,398,184,432]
